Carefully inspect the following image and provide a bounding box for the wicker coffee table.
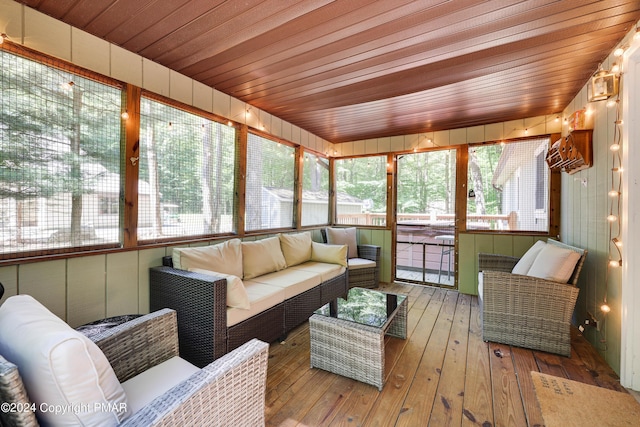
[309,287,407,390]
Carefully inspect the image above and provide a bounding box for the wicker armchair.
[478,239,587,357]
[321,228,381,289]
[0,308,269,427]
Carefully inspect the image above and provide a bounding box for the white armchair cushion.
[279,232,312,267]
[325,227,358,259]
[0,295,130,426]
[511,240,547,275]
[527,243,582,283]
[172,238,243,277]
[242,236,287,279]
[188,268,251,309]
[121,356,199,414]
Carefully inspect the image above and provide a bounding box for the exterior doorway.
[395,149,457,288]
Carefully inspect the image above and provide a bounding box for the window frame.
[332,154,391,228]
[461,135,560,235]
[136,91,239,244]
[0,43,125,261]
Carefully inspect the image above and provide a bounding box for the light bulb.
[0,33,5,44]
[613,238,622,248]
[606,99,617,108]
[608,190,620,197]
[601,303,611,314]
[227,120,233,126]
[609,259,621,267]
[610,143,620,151]
[607,214,617,222]
[121,111,129,120]
[614,47,625,57]
[611,63,620,73]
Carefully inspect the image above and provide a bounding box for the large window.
[301,152,329,226]
[245,133,295,231]
[0,49,122,256]
[138,97,236,240]
[467,138,549,231]
[334,156,387,226]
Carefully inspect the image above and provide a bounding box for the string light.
[0,33,6,44]
[601,53,624,324]
[121,110,129,120]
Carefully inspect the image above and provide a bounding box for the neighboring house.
[491,138,549,232]
[260,187,363,228]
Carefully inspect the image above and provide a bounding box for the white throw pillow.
[325,227,358,259]
[0,295,130,426]
[279,232,312,267]
[172,239,243,277]
[242,236,287,279]
[310,242,348,267]
[527,243,582,283]
[511,240,547,275]
[188,268,251,310]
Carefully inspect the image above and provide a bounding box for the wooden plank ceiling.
[17,0,640,143]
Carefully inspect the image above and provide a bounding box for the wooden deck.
[265,283,626,426]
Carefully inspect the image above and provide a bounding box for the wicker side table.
[309,288,407,390]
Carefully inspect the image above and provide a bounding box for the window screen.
[245,133,295,231]
[301,152,329,226]
[335,156,387,226]
[467,138,549,231]
[138,97,236,240]
[0,49,122,256]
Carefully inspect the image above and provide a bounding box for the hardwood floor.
[265,283,626,427]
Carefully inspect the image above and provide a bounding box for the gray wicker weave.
[309,288,407,390]
[0,308,269,427]
[478,239,587,357]
[321,228,381,289]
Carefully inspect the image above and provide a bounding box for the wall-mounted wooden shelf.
[545,129,593,174]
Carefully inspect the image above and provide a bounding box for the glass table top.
[315,287,407,328]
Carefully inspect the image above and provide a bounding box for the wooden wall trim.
[123,84,142,248]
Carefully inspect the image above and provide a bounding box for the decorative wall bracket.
[545,129,593,174]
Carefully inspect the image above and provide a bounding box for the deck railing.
[336,212,518,230]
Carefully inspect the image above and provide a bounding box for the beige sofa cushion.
[227,282,286,327]
[325,227,358,259]
[242,236,287,279]
[0,295,130,426]
[172,239,243,277]
[279,232,312,267]
[289,261,346,283]
[188,268,251,310]
[249,269,321,299]
[348,258,377,270]
[310,242,348,267]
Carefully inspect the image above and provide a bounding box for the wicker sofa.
[478,239,587,356]
[0,298,268,427]
[150,232,348,367]
[321,227,381,289]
